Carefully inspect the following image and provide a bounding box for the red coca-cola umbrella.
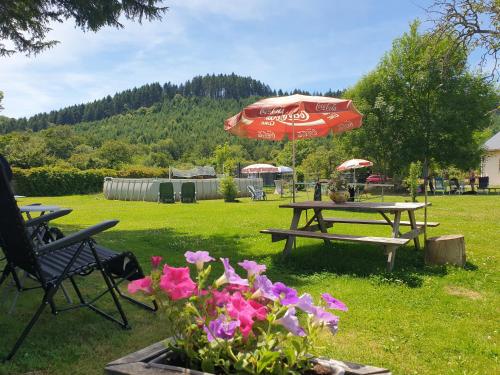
[225,94,363,201]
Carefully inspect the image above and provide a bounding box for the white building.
[482,132,500,186]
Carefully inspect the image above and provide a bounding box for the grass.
[0,192,499,374]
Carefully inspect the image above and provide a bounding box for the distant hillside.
[71,95,280,162]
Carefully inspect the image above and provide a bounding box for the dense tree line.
[0,74,277,133]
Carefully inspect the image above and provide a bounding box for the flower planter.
[329,190,348,204]
[105,341,391,375]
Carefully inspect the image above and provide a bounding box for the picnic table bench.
[261,201,436,271]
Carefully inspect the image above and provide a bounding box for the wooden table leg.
[392,211,401,238]
[283,208,302,255]
[314,209,331,245]
[408,210,421,250]
[385,245,397,272]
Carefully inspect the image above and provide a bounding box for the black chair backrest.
[0,166,39,277]
[478,176,489,189]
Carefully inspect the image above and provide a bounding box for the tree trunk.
[425,235,466,267]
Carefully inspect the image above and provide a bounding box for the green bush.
[11,165,168,196]
[405,161,422,202]
[12,167,113,196]
[219,175,238,202]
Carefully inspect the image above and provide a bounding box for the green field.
[0,193,499,374]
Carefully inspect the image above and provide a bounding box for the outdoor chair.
[433,177,446,195]
[0,167,157,361]
[158,182,175,203]
[248,185,266,201]
[180,182,196,203]
[477,176,489,193]
[449,178,461,194]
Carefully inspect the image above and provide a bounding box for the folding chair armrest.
[24,209,73,227]
[37,220,119,254]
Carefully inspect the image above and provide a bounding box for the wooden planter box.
[105,341,391,375]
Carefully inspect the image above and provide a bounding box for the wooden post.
[425,235,466,267]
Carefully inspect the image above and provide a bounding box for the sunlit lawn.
[0,192,498,374]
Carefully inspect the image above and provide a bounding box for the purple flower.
[276,307,305,336]
[272,282,299,305]
[215,258,249,287]
[204,315,240,342]
[296,293,317,314]
[238,260,266,277]
[321,293,348,311]
[185,250,215,270]
[252,275,277,301]
[313,307,339,334]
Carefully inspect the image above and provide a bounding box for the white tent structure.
[482,132,500,185]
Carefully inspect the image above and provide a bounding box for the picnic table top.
[279,201,429,212]
[20,205,61,213]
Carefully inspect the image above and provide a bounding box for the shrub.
[219,175,238,202]
[405,161,422,202]
[12,166,114,196]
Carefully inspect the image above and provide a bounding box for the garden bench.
[261,228,409,272]
[322,217,440,227]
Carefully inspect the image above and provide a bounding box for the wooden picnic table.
[261,201,438,271]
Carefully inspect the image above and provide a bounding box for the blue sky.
[0,0,434,118]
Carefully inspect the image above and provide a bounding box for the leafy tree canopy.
[344,21,499,177]
[0,0,168,56]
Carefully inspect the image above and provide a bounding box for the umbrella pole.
[424,156,428,244]
[292,116,296,203]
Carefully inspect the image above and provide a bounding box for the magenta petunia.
[204,315,240,342]
[321,293,348,311]
[215,258,249,287]
[238,260,267,277]
[128,277,153,295]
[159,265,197,301]
[151,256,163,269]
[276,307,305,336]
[185,250,215,270]
[272,282,299,305]
[226,292,262,337]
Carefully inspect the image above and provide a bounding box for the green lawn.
[0,193,499,374]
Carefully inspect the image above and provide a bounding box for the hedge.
[12,166,168,196]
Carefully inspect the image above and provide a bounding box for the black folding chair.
[0,167,157,361]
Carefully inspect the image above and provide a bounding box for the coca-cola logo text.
[259,107,285,116]
[257,130,276,139]
[266,111,310,123]
[315,103,336,112]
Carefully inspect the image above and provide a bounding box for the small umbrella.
[225,94,363,201]
[336,159,373,171]
[337,159,373,184]
[277,166,293,174]
[241,163,279,174]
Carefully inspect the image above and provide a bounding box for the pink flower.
[226,292,264,337]
[159,265,197,301]
[151,256,163,269]
[128,277,153,295]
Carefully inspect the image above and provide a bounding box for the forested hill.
[0,73,342,134]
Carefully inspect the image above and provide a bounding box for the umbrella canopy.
[225,94,362,141]
[277,166,293,174]
[241,163,279,174]
[336,159,373,171]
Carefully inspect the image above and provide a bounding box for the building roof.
[485,131,500,151]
